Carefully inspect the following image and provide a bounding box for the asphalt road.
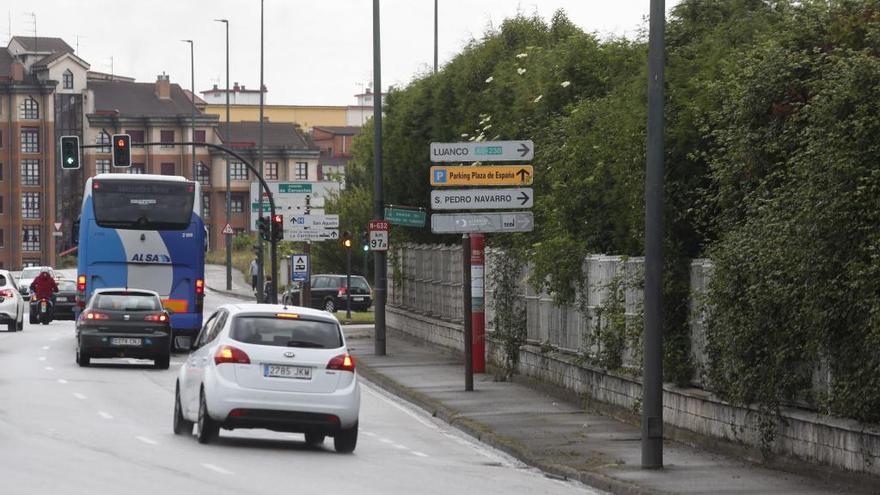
[0,288,599,495]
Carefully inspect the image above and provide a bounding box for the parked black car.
[282,274,372,312]
[75,288,172,369]
[51,279,78,321]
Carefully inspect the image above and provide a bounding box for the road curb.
[356,360,656,495]
[205,285,253,301]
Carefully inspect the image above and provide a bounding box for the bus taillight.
[195,278,204,313]
[76,275,86,308]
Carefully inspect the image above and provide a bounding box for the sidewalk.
[348,328,876,495]
[204,264,254,300]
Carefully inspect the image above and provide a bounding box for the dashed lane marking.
[413,451,429,458]
[42,346,50,350]
[57,379,68,384]
[38,356,46,361]
[393,444,409,450]
[379,438,394,444]
[136,436,158,445]
[44,366,54,371]
[72,392,86,400]
[201,463,234,475]
[98,411,114,420]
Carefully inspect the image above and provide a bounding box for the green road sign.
[250,202,272,212]
[385,207,426,228]
[278,183,312,193]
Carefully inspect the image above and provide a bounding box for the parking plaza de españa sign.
[430,165,533,187]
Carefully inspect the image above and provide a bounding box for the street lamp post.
[434,0,438,73]
[373,0,386,356]
[215,18,231,292]
[181,39,196,183]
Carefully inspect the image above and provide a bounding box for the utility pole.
[181,40,196,183]
[642,0,666,470]
[215,18,231,292]
[255,0,268,303]
[433,0,438,73]
[372,0,387,356]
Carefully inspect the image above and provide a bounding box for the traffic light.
[362,232,369,252]
[342,231,352,249]
[112,134,131,168]
[257,217,270,241]
[271,214,284,241]
[60,136,81,170]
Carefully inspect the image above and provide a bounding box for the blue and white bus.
[76,174,206,349]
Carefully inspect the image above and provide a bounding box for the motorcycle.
[30,296,54,325]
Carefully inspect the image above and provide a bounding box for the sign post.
[462,234,473,392]
[470,233,485,374]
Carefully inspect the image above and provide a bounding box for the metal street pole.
[256,0,265,304]
[433,0,438,73]
[263,0,277,305]
[642,0,666,470]
[372,0,387,356]
[346,246,352,320]
[215,18,231,292]
[181,40,196,182]
[462,234,473,391]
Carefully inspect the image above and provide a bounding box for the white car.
[174,303,360,453]
[0,270,26,332]
[18,266,58,297]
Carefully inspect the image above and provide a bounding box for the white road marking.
[201,463,234,475]
[57,379,68,384]
[413,451,429,458]
[42,346,50,350]
[380,438,394,444]
[393,443,409,450]
[72,392,86,400]
[136,436,158,445]
[98,411,114,420]
[44,366,54,371]
[50,337,58,341]
[38,356,46,361]
[362,431,377,437]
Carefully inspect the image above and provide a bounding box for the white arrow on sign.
[431,188,533,211]
[430,140,534,162]
[431,212,534,234]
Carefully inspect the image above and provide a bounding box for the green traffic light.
[363,245,369,252]
[66,157,74,165]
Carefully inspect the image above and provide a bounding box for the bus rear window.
[93,179,194,230]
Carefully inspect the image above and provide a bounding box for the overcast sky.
[8,1,681,106]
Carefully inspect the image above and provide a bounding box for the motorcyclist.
[29,271,58,320]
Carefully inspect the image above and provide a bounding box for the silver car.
[0,270,26,332]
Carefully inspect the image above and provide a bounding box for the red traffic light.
[272,214,283,224]
[116,138,126,147]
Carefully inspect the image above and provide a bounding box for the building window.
[0,129,4,148]
[265,162,278,181]
[231,195,245,213]
[161,162,175,176]
[21,192,40,219]
[160,130,175,148]
[129,163,145,175]
[126,130,145,144]
[196,163,211,185]
[22,227,40,252]
[203,194,211,218]
[230,162,248,181]
[96,132,111,153]
[20,97,39,119]
[21,159,40,186]
[194,130,206,143]
[95,159,111,175]
[63,69,74,89]
[295,162,308,180]
[0,229,4,248]
[0,195,4,213]
[21,128,39,153]
[0,162,3,180]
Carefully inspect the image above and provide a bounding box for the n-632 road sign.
[431,188,533,210]
[430,140,534,162]
[368,220,390,251]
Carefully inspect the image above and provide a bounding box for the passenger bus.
[76,174,206,349]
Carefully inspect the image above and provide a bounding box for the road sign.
[249,181,340,230]
[384,207,426,227]
[430,140,534,162]
[222,223,234,235]
[430,165,533,187]
[284,229,339,242]
[368,220,390,251]
[53,222,62,232]
[291,253,309,282]
[288,214,340,230]
[430,188,533,211]
[431,212,534,234]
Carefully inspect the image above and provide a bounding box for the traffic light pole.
[346,246,352,320]
[372,0,387,357]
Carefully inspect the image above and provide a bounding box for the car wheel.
[173,383,193,435]
[17,313,23,331]
[76,345,90,367]
[197,390,219,444]
[304,432,325,446]
[324,299,336,313]
[334,422,358,453]
[154,354,170,370]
